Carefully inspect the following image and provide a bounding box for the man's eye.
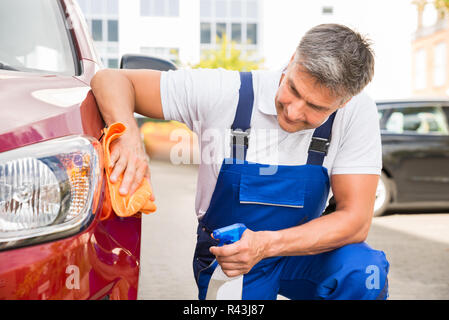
[309,105,326,112]
[289,85,300,97]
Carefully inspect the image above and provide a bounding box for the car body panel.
[0,200,141,300]
[0,70,89,152]
[381,133,449,202]
[378,100,449,208]
[0,0,141,300]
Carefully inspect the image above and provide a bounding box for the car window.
[383,106,449,135]
[378,109,385,121]
[0,0,76,75]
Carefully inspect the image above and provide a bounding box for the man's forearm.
[90,69,139,136]
[261,209,371,257]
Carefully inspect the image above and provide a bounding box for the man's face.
[275,62,348,133]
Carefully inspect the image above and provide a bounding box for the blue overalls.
[193,72,390,300]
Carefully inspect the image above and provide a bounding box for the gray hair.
[295,24,375,102]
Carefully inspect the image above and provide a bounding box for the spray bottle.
[206,223,247,300]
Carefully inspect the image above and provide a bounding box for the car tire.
[373,172,391,217]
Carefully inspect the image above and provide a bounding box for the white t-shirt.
[160,68,382,219]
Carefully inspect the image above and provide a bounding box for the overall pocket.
[232,174,309,232]
[239,174,306,208]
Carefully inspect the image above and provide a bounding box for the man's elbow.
[352,215,373,243]
[354,229,369,243]
[341,208,373,243]
[91,69,115,91]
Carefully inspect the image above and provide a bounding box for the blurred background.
[76,0,449,98]
[76,0,449,158]
[75,0,449,299]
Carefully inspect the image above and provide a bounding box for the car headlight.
[0,135,103,250]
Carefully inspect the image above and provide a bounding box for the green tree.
[434,0,449,18]
[193,35,264,71]
[435,0,449,9]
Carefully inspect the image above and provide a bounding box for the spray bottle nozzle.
[212,223,247,246]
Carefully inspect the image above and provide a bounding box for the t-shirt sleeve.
[331,92,382,176]
[159,68,240,133]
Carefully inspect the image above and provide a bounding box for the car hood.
[0,70,101,153]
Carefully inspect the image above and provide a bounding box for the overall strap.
[230,72,254,162]
[306,111,337,166]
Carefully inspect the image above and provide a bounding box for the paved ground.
[138,160,449,300]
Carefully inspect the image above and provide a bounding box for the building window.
[78,1,120,73]
[216,23,227,40]
[215,0,227,18]
[201,23,212,44]
[230,0,242,18]
[200,0,212,18]
[108,20,119,42]
[106,0,119,14]
[91,0,104,14]
[415,49,427,90]
[140,0,180,17]
[231,23,241,43]
[322,6,334,15]
[200,0,260,57]
[168,0,179,16]
[154,0,165,15]
[108,58,119,69]
[246,0,257,19]
[92,20,103,41]
[434,42,446,87]
[247,23,257,44]
[141,0,151,16]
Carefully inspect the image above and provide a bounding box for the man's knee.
[346,258,389,300]
[318,243,390,300]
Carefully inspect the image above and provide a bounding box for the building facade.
[199,0,260,59]
[412,1,449,97]
[74,0,343,69]
[75,0,417,100]
[76,0,120,68]
[75,0,261,67]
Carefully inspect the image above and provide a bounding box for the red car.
[0,0,149,300]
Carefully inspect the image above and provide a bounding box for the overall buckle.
[230,129,250,148]
[309,137,330,155]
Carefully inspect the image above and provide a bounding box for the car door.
[380,103,449,203]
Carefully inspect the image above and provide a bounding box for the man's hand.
[108,128,155,200]
[91,69,164,200]
[209,229,268,277]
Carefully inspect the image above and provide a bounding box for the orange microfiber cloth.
[102,122,157,218]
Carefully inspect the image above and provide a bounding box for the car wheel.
[373,172,391,217]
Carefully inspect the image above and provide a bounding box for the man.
[91,24,389,300]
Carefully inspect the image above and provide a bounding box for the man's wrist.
[114,119,140,139]
[259,230,282,259]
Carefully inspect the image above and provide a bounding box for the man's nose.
[285,101,306,122]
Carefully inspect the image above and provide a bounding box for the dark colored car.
[374,98,449,216]
[0,0,173,300]
[325,98,449,217]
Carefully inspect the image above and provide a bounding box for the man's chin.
[278,117,308,133]
[279,124,298,133]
